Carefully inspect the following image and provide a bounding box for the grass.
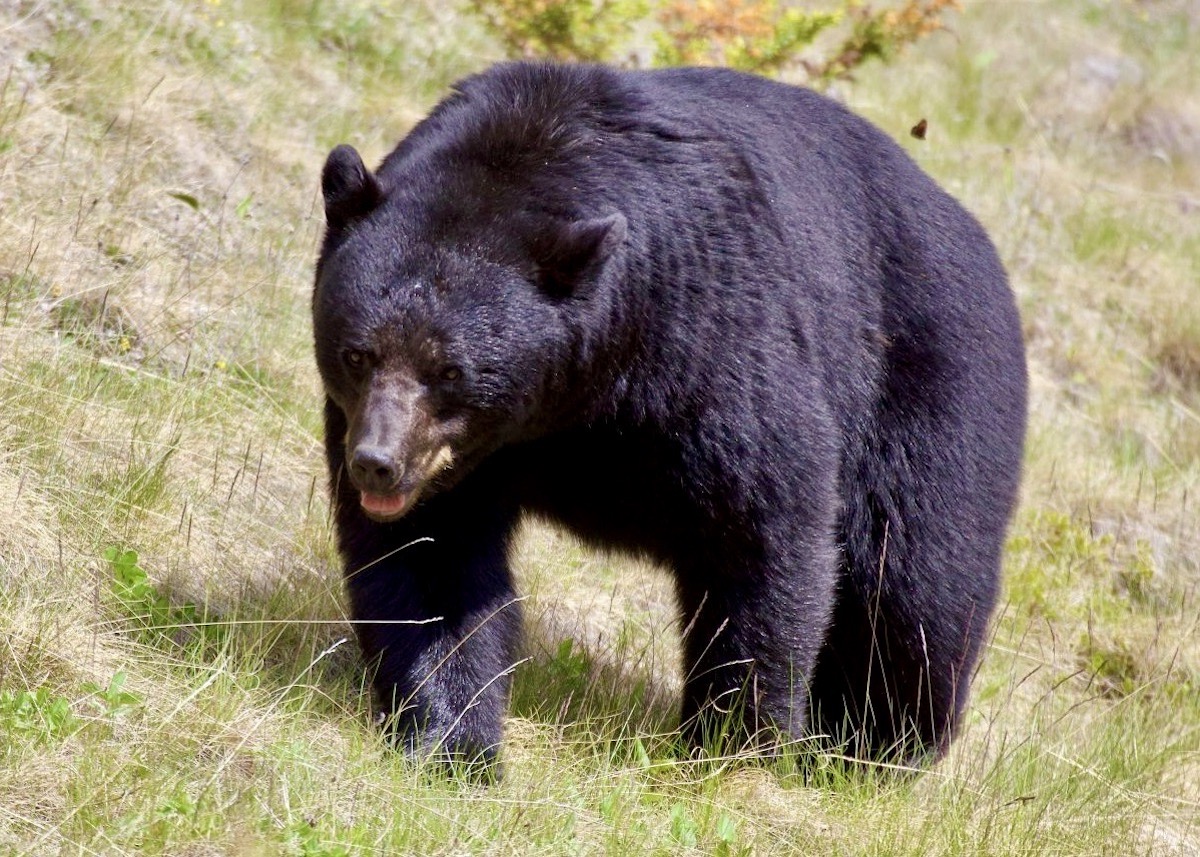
[2,0,1198,853]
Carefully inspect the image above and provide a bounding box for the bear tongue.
[360,491,408,517]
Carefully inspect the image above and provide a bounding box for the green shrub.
[464,0,650,62]
[466,0,963,83]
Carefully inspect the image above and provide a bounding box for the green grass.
[2,0,1198,853]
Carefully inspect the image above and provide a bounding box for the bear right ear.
[531,212,628,297]
[322,145,383,230]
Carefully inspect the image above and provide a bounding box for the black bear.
[313,62,1027,770]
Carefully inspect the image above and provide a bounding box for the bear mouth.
[350,444,456,523]
[359,491,411,521]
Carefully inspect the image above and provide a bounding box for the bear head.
[314,144,627,521]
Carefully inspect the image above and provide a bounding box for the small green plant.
[106,546,177,630]
[136,785,213,846]
[669,800,699,848]
[513,637,592,722]
[82,671,143,720]
[714,812,740,857]
[1079,633,1142,698]
[104,546,216,651]
[0,687,78,744]
[546,638,590,686]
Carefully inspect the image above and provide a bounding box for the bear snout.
[349,445,403,494]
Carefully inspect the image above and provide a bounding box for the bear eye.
[343,349,369,371]
[440,366,463,382]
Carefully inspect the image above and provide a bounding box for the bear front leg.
[674,554,837,757]
[342,525,523,771]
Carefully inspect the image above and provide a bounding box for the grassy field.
[1,0,1197,853]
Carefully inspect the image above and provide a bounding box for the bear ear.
[322,144,383,230]
[532,212,628,296]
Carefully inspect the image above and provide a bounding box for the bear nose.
[349,446,402,493]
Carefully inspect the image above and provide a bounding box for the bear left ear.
[532,212,628,296]
[322,144,383,230]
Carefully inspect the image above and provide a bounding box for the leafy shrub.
[466,0,963,83]
[652,0,840,76]
[810,0,962,82]
[464,0,650,62]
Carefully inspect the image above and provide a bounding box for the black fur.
[313,62,1027,769]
